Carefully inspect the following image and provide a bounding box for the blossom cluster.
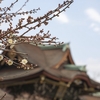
[0,0,73,69]
[0,54,37,69]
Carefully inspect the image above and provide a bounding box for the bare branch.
[0,93,6,100]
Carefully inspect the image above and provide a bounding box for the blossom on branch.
[21,59,28,65]
[0,0,73,69]
[0,55,3,61]
[7,39,14,44]
[7,59,13,66]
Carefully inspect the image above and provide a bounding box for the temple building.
[0,43,100,100]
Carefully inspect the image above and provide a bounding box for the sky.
[1,0,100,83]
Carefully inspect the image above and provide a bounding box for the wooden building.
[0,43,100,100]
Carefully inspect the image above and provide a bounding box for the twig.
[16,0,29,13]
[0,47,27,55]
[0,93,6,100]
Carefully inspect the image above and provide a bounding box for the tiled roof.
[0,43,100,91]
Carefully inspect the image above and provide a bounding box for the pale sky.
[1,0,100,83]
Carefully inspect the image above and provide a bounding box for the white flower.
[21,59,28,65]
[0,55,3,61]
[7,59,13,66]
[10,44,15,49]
[7,39,13,44]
